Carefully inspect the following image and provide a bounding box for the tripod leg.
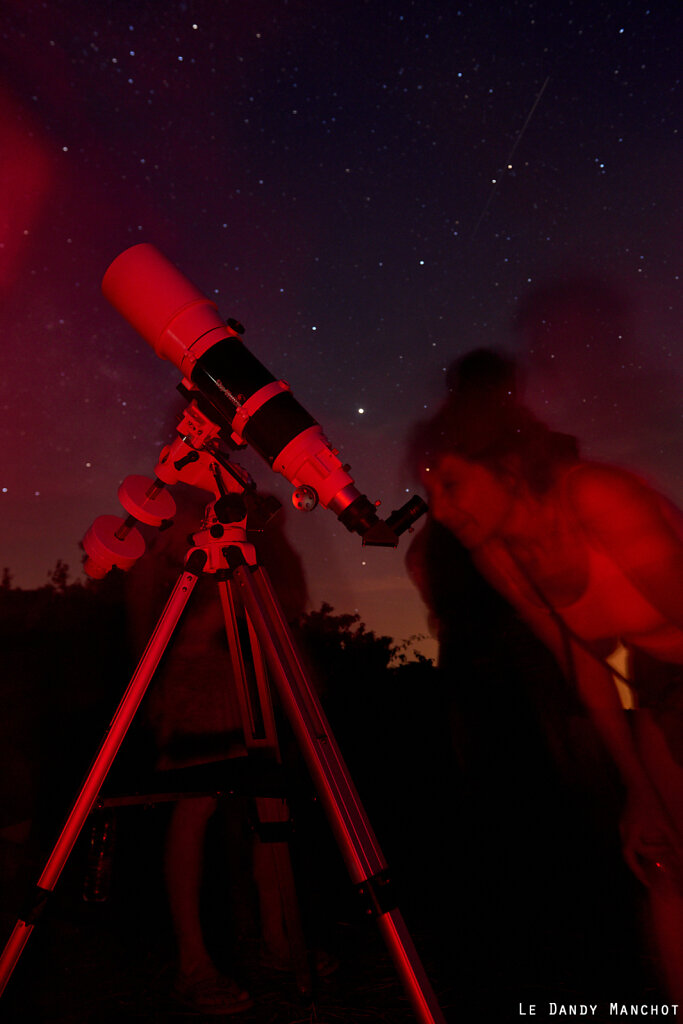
[218,580,280,752]
[0,556,205,996]
[219,580,312,993]
[228,557,446,1024]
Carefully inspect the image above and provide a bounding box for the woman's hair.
[410,348,579,494]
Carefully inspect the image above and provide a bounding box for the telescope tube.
[102,244,385,538]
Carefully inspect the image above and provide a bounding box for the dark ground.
[1,792,454,1024]
[0,581,669,1023]
[0,767,666,1024]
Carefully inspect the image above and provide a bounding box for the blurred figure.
[409,349,683,1002]
[127,483,310,1015]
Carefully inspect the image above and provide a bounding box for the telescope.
[102,244,425,545]
[0,247,445,1024]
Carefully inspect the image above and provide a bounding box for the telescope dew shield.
[102,244,378,535]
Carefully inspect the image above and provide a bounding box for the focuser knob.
[292,485,318,512]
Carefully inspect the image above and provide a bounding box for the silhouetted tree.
[292,602,444,845]
[46,558,71,593]
[293,602,396,693]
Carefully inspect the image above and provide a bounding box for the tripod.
[0,400,446,1024]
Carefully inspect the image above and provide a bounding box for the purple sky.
[1,1,680,655]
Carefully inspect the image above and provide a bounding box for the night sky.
[1,0,680,655]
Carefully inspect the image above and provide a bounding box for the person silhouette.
[126,484,310,1014]
[409,348,683,1003]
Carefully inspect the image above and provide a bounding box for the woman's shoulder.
[563,460,653,499]
[563,460,670,515]
[561,460,682,549]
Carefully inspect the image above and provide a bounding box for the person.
[126,483,311,1015]
[409,348,683,1002]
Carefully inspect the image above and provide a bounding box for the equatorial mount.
[82,395,264,579]
[83,386,424,581]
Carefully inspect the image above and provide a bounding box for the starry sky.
[1,0,680,656]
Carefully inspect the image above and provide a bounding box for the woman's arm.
[479,542,649,788]
[570,640,681,882]
[569,641,649,789]
[476,538,678,880]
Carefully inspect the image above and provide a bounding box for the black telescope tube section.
[190,338,318,463]
[243,394,319,465]
[194,335,275,400]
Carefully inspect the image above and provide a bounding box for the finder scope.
[102,244,425,545]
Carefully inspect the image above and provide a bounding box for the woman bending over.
[411,349,683,1001]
